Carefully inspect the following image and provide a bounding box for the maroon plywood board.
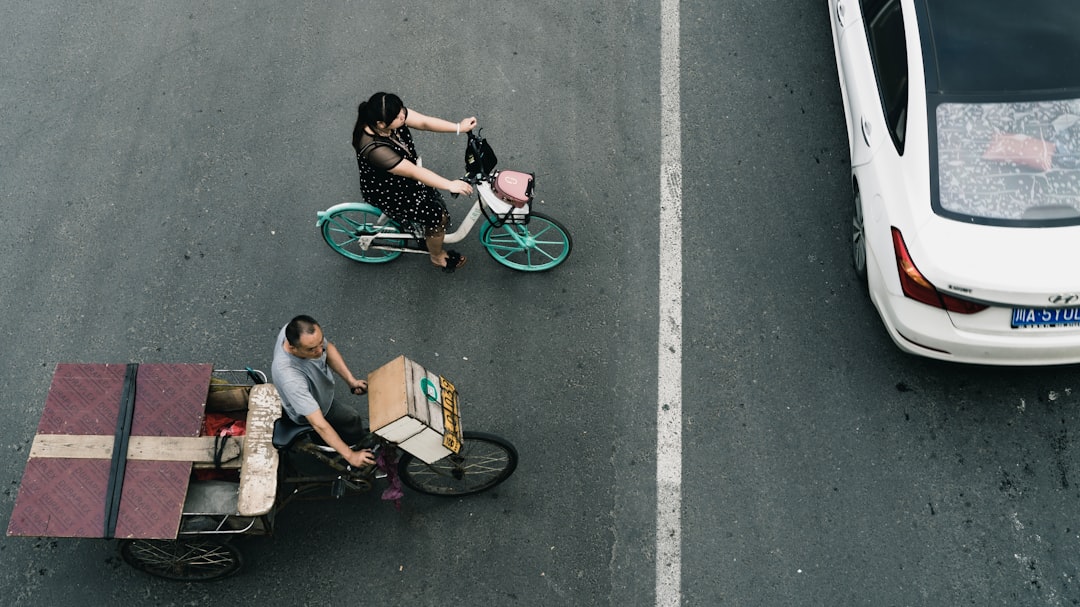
[7,458,110,538]
[36,363,126,436]
[8,363,212,539]
[114,461,196,539]
[131,363,211,437]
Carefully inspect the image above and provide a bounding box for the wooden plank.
[29,434,112,459]
[29,435,243,468]
[133,436,241,465]
[237,383,281,516]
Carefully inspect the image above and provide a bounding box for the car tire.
[852,188,868,282]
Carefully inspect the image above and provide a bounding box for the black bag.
[465,131,498,178]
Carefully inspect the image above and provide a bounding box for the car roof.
[919,0,1080,94]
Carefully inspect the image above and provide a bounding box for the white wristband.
[456,123,460,135]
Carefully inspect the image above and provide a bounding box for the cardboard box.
[367,356,463,464]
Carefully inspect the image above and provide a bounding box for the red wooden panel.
[131,363,211,437]
[113,461,192,539]
[36,364,126,436]
[7,458,109,538]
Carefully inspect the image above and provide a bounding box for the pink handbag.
[493,170,533,208]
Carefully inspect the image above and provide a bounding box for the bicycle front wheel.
[479,212,572,272]
[398,431,518,496]
[320,205,404,263]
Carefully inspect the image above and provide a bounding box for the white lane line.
[657,0,682,605]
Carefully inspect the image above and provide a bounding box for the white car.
[829,0,1080,365]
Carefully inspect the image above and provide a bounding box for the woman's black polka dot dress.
[355,125,448,236]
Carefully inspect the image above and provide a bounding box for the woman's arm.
[389,158,473,195]
[405,109,477,135]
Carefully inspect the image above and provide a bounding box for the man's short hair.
[285,315,320,347]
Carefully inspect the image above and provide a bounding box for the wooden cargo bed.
[7,364,281,540]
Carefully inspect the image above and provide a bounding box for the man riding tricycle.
[6,331,517,581]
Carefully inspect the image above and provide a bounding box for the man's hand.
[350,378,368,395]
[344,448,375,468]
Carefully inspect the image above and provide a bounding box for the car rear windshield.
[925,1,1080,93]
[934,97,1080,226]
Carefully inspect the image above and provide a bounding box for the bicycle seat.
[271,416,319,450]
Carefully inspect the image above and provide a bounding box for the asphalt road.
[1,2,1079,606]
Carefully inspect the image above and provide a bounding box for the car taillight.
[890,228,988,314]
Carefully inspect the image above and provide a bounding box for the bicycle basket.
[481,186,530,227]
[465,131,497,178]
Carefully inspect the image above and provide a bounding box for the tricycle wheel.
[119,538,243,581]
[397,431,518,496]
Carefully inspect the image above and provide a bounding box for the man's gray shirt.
[271,325,336,424]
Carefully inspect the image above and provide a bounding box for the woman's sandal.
[440,250,467,273]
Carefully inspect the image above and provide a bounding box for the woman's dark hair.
[352,92,404,152]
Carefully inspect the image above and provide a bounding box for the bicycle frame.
[176,432,388,539]
[351,181,530,254]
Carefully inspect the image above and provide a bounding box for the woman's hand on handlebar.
[457,117,477,133]
[345,448,375,468]
[447,179,474,196]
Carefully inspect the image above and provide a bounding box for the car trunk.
[912,217,1080,308]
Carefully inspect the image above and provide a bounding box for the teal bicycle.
[317,131,572,272]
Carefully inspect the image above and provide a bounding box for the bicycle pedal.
[374,470,387,479]
[331,478,346,498]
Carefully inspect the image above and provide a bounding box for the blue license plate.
[1011,307,1080,328]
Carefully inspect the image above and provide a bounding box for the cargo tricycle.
[7,357,516,581]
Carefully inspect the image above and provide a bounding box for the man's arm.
[304,408,374,468]
[324,340,367,395]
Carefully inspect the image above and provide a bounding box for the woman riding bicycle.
[351,92,477,272]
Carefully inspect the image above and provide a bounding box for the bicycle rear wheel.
[119,538,243,581]
[320,205,404,263]
[397,431,518,496]
[478,212,572,272]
